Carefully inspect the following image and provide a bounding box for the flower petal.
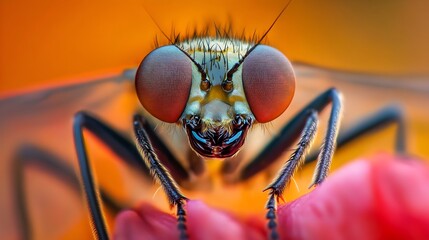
[114,200,266,240]
[114,203,177,240]
[277,155,429,240]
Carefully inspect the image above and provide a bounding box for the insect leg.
[255,88,341,240]
[12,144,123,240]
[264,110,319,240]
[76,110,192,182]
[133,113,189,240]
[140,114,201,179]
[74,111,191,239]
[238,88,342,181]
[304,105,406,164]
[74,111,146,240]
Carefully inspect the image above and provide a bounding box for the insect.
[73,5,411,240]
[4,0,412,238]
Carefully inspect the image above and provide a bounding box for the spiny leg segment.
[244,88,342,240]
[262,99,409,240]
[239,88,342,181]
[264,110,319,240]
[133,114,189,240]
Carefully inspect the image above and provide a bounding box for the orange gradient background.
[1,0,429,96]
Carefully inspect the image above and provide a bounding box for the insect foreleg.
[239,88,342,182]
[133,114,189,240]
[139,114,198,182]
[264,110,319,240]
[238,88,342,240]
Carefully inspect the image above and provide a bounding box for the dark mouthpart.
[183,115,252,158]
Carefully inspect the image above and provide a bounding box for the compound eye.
[135,45,192,123]
[242,45,295,123]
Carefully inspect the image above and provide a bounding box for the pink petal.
[278,154,429,240]
[114,200,266,240]
[187,201,265,240]
[114,203,178,240]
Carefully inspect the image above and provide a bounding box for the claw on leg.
[263,111,319,239]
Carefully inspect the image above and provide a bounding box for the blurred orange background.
[1,0,428,96]
[1,0,429,239]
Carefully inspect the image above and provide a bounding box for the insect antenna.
[224,0,295,83]
[142,4,207,79]
[254,0,294,47]
[142,4,175,44]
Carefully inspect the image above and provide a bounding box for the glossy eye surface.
[135,45,192,123]
[242,45,295,123]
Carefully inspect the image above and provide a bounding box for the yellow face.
[180,38,251,132]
